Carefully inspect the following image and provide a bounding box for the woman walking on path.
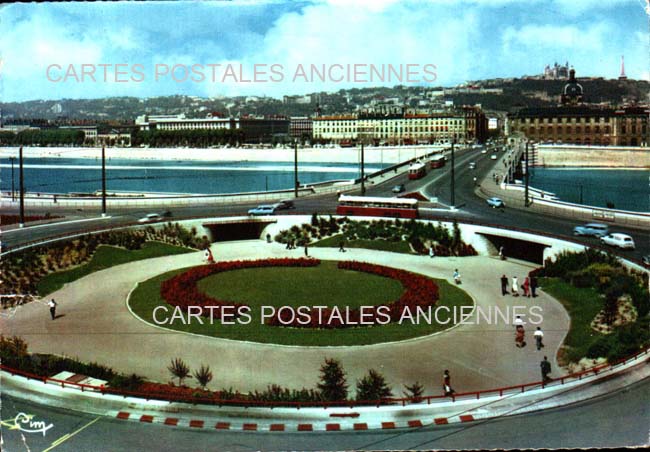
[512,276,519,296]
[522,277,531,297]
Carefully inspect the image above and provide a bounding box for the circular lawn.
[128,260,473,346]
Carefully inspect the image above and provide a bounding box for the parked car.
[137,213,162,224]
[486,197,505,208]
[248,205,276,216]
[273,200,295,210]
[573,223,609,237]
[642,255,650,268]
[600,233,635,250]
[392,184,406,194]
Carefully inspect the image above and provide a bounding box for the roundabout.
[1,233,570,394]
[128,258,473,346]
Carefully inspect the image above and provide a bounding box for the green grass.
[540,277,605,363]
[197,261,403,309]
[129,261,473,346]
[312,234,413,254]
[37,242,194,296]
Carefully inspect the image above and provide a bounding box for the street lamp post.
[9,156,15,201]
[101,146,107,216]
[450,139,456,208]
[294,140,299,198]
[357,125,374,196]
[19,146,25,227]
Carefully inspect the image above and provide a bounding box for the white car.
[600,233,635,250]
[138,213,162,224]
[490,154,497,160]
[486,197,505,208]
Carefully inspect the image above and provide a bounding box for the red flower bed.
[160,258,320,320]
[266,261,439,329]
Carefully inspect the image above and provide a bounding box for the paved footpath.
[1,241,569,396]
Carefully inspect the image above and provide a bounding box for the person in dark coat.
[540,356,552,382]
[500,274,508,295]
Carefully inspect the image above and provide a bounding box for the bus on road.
[336,195,419,219]
[408,162,427,180]
[430,154,446,169]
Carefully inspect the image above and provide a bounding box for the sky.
[1,0,648,102]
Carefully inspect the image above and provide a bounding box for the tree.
[317,358,348,401]
[167,358,192,386]
[403,381,424,403]
[356,369,392,401]
[193,364,213,390]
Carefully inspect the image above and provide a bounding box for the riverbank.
[0,145,445,164]
[535,144,650,168]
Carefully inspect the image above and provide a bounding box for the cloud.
[0,0,647,101]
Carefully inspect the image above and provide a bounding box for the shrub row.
[1,223,206,297]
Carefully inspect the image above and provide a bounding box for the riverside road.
[3,146,648,261]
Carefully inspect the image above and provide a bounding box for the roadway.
[2,376,648,451]
[2,144,648,261]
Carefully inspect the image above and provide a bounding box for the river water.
[530,168,649,213]
[0,158,385,195]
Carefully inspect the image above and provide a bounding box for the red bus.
[430,154,446,169]
[336,195,419,219]
[408,162,427,180]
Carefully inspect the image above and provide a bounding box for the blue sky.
[1,0,648,102]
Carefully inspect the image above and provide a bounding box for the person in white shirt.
[47,299,57,320]
[534,327,545,350]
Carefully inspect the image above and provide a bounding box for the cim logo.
[1,412,54,436]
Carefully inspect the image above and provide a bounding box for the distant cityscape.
[1,64,649,148]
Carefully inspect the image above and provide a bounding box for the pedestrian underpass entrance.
[479,233,550,265]
[203,219,276,242]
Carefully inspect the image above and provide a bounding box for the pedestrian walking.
[500,274,508,295]
[515,325,526,348]
[534,327,545,351]
[266,233,272,243]
[511,276,519,296]
[443,370,455,396]
[285,239,291,250]
[429,245,435,259]
[499,246,505,260]
[304,242,309,257]
[522,277,531,297]
[48,298,57,320]
[540,356,552,382]
[514,315,524,330]
[205,247,215,264]
[339,240,346,252]
[453,269,461,285]
[530,275,538,298]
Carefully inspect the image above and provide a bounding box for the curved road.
[2,376,648,451]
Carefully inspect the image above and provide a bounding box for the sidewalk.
[0,240,569,397]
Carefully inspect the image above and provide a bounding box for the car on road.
[138,213,163,224]
[481,149,487,154]
[600,233,635,250]
[392,184,406,194]
[486,197,505,208]
[642,255,650,267]
[248,205,276,216]
[273,200,295,210]
[469,162,476,169]
[573,223,609,237]
[490,154,498,160]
